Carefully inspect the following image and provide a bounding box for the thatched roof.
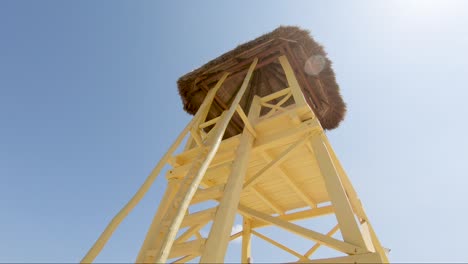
[177,26,346,137]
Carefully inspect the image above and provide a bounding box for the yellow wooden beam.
[293,252,383,263]
[321,136,389,263]
[239,205,364,255]
[170,254,197,264]
[199,116,221,129]
[243,134,310,190]
[260,151,317,209]
[184,73,230,151]
[304,224,340,258]
[189,128,203,147]
[264,91,292,119]
[310,135,367,250]
[167,239,205,259]
[236,105,257,137]
[200,93,262,263]
[251,206,334,228]
[252,230,308,261]
[180,207,217,228]
[150,60,258,264]
[251,186,284,215]
[278,56,308,107]
[135,179,180,262]
[175,224,205,244]
[80,72,230,264]
[190,184,225,205]
[261,87,291,103]
[242,218,252,264]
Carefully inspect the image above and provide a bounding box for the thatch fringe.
[176,26,346,130]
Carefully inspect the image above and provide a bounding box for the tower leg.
[146,58,258,263]
[200,96,261,263]
[241,218,252,264]
[310,134,367,251]
[135,179,179,263]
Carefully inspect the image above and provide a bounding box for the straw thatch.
[177,26,346,137]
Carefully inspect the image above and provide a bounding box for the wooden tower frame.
[81,55,389,263]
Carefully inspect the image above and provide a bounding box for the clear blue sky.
[1,0,467,263]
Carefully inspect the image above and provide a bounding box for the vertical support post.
[241,217,252,264]
[310,134,367,251]
[185,73,230,151]
[278,55,308,108]
[322,136,389,262]
[150,58,258,263]
[200,95,262,263]
[81,73,229,264]
[135,179,179,262]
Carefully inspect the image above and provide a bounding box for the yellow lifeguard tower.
[81,26,389,263]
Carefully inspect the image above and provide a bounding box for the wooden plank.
[294,252,383,264]
[264,91,293,119]
[252,230,308,261]
[180,207,217,228]
[278,55,308,107]
[175,224,205,244]
[261,87,292,103]
[238,205,364,254]
[236,105,257,137]
[310,136,367,250]
[260,151,317,209]
[251,206,334,228]
[321,135,389,262]
[200,93,262,263]
[80,75,228,263]
[304,224,340,257]
[170,254,197,264]
[243,134,311,190]
[135,180,180,262]
[152,61,257,264]
[199,116,221,129]
[251,186,284,215]
[190,185,225,205]
[167,239,205,259]
[242,218,252,264]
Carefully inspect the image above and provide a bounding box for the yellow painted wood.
[175,224,204,243]
[264,91,292,118]
[297,252,383,264]
[189,128,203,147]
[242,218,252,263]
[251,206,334,229]
[171,254,197,264]
[239,205,364,254]
[261,151,317,209]
[252,230,308,261]
[80,104,206,263]
[260,87,291,103]
[310,135,368,250]
[152,59,258,263]
[135,179,180,262]
[236,105,257,137]
[200,94,262,263]
[278,55,308,107]
[167,239,205,259]
[180,208,216,228]
[304,224,340,257]
[251,186,284,215]
[322,136,389,262]
[190,184,225,205]
[184,73,229,151]
[84,59,387,263]
[199,116,221,129]
[243,134,310,190]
